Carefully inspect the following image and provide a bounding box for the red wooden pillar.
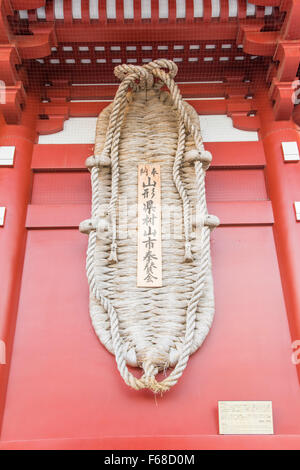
[0,95,38,435]
[257,85,300,381]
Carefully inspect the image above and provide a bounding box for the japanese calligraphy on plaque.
[218,401,274,435]
[137,164,162,287]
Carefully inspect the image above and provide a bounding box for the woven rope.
[80,60,219,393]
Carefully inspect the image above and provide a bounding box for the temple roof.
[0,1,299,124]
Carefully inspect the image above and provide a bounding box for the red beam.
[0,434,300,450]
[26,200,273,229]
[45,82,254,101]
[31,141,266,170]
[11,1,45,9]
[54,22,239,43]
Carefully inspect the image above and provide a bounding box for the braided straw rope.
[80,60,219,393]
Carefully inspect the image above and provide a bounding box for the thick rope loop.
[82,60,218,393]
[114,64,154,90]
[144,59,178,79]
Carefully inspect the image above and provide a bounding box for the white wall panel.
[38,115,258,144]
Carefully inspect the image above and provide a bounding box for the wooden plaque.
[137,164,162,287]
[218,401,274,435]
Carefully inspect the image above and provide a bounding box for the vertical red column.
[257,86,300,381]
[0,95,38,434]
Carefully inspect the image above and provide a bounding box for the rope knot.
[140,359,170,394]
[114,59,178,92]
[114,64,153,91]
[79,218,97,235]
[205,214,220,230]
[192,214,220,232]
[184,149,212,170]
[79,216,112,239]
[144,59,178,79]
[200,150,212,171]
[86,153,111,169]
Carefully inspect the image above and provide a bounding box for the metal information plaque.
[218,401,274,435]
